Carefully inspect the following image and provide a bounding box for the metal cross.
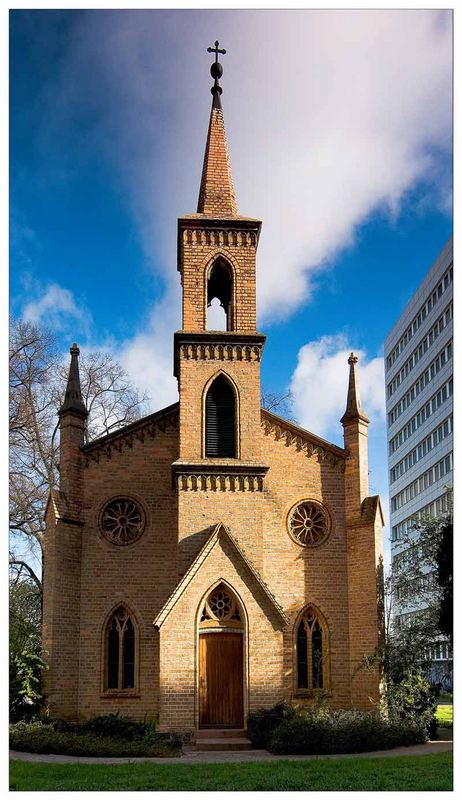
[207,40,226,62]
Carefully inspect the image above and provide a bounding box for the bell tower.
[172,43,268,567]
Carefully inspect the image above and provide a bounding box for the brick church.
[42,46,384,735]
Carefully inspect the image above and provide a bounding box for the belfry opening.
[207,258,234,331]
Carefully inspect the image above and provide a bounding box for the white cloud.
[21,282,91,335]
[24,10,451,407]
[116,287,180,411]
[43,10,451,327]
[289,334,385,444]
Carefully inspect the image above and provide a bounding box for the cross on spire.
[207,40,226,62]
[207,40,226,110]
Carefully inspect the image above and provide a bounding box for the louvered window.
[205,375,236,457]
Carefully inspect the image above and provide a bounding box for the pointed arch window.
[207,259,234,331]
[296,606,329,691]
[105,606,136,691]
[199,584,244,630]
[205,375,237,458]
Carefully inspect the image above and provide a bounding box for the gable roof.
[261,408,347,464]
[153,521,289,629]
[82,402,179,462]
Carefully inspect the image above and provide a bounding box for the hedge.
[9,717,182,758]
[248,705,428,755]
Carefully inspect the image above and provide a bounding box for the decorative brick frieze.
[182,227,257,249]
[177,217,262,273]
[172,461,268,492]
[261,410,346,471]
[173,332,265,378]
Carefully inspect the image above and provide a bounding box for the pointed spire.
[197,41,238,217]
[340,353,370,426]
[59,343,88,417]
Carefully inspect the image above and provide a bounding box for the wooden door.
[199,632,244,728]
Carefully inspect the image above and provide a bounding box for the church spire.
[340,353,369,426]
[197,41,238,217]
[59,343,87,417]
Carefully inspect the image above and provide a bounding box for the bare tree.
[9,318,149,592]
[261,387,295,421]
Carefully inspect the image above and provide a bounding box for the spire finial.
[341,352,369,426]
[207,40,226,110]
[348,352,358,366]
[59,342,88,418]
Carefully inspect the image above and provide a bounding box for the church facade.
[42,52,384,734]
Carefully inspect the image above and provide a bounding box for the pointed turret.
[197,41,237,216]
[340,353,369,425]
[59,343,88,418]
[58,343,87,512]
[341,353,369,521]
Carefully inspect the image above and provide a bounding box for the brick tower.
[172,44,268,571]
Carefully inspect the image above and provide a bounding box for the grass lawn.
[10,752,452,791]
[436,704,453,727]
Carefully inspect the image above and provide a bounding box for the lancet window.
[296,606,329,691]
[105,606,136,691]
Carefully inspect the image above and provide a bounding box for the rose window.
[200,586,242,625]
[101,498,145,545]
[288,501,330,547]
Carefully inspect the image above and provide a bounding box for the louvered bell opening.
[206,376,236,458]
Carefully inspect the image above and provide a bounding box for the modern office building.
[384,237,453,684]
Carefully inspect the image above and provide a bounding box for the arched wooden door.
[198,586,244,729]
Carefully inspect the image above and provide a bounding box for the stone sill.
[100,692,140,700]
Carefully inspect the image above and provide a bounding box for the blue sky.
[10,10,453,563]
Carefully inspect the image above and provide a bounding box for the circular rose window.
[100,497,145,546]
[287,500,331,547]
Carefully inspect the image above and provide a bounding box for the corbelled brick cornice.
[261,409,347,470]
[82,403,179,465]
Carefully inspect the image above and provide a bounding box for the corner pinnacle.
[59,343,88,417]
[340,352,369,426]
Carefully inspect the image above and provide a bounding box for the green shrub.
[386,671,438,738]
[9,720,181,758]
[77,713,148,740]
[268,708,427,756]
[247,702,296,748]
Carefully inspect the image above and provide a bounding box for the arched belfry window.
[105,606,136,691]
[296,606,329,691]
[205,375,237,458]
[207,259,234,331]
